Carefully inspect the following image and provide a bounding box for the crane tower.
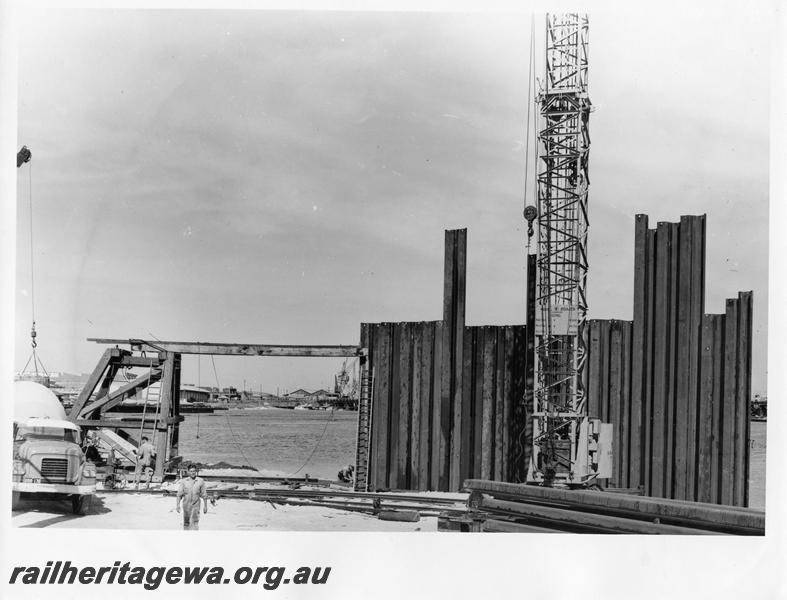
[527,14,611,486]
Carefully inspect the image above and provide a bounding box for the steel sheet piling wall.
[362,229,530,492]
[442,229,466,491]
[363,320,528,491]
[418,322,436,491]
[587,320,632,489]
[687,216,706,500]
[585,215,752,506]
[359,221,752,503]
[736,291,753,506]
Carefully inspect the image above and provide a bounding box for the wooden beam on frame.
[68,348,121,421]
[75,416,184,428]
[88,339,364,357]
[153,352,176,479]
[78,368,162,416]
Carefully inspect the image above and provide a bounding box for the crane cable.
[28,160,35,338]
[515,14,538,477]
[289,360,347,475]
[523,14,538,248]
[210,354,261,472]
[288,406,335,477]
[207,353,335,477]
[196,344,201,439]
[20,157,49,378]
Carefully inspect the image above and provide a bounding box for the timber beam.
[88,338,365,357]
[75,416,185,428]
[78,369,163,417]
[69,348,124,420]
[118,354,166,367]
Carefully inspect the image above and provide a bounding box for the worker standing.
[133,436,156,488]
[83,437,102,465]
[176,464,208,530]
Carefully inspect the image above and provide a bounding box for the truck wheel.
[12,491,21,510]
[72,494,93,515]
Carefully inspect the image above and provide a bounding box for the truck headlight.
[13,459,25,482]
[82,462,96,480]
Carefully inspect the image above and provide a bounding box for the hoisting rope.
[133,357,155,486]
[196,344,201,439]
[288,358,350,475]
[137,358,154,441]
[19,155,49,379]
[523,14,538,249]
[515,14,539,481]
[28,159,35,342]
[210,353,337,477]
[145,334,165,437]
[210,354,261,472]
[288,406,335,477]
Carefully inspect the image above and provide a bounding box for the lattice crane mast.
[525,14,611,487]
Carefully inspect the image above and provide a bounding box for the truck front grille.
[41,458,69,482]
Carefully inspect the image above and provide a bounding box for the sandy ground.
[12,492,441,531]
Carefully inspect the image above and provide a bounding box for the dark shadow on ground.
[13,493,111,528]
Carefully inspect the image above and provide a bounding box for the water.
[178,407,357,480]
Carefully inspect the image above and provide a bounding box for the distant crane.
[525,14,612,486]
[334,359,359,409]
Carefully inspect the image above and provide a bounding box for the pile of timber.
[438,480,764,535]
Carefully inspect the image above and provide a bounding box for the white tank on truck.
[12,381,96,514]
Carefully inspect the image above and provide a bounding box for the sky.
[13,7,771,394]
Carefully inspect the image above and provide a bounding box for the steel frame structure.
[530,13,593,485]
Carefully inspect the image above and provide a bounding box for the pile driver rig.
[525,14,612,487]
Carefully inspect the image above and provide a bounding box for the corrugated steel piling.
[585,215,753,506]
[361,220,755,510]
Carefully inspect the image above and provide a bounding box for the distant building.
[219,386,242,401]
[179,385,211,403]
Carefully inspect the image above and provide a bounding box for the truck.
[12,380,96,514]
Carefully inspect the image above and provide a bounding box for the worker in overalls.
[176,463,208,530]
[133,436,156,489]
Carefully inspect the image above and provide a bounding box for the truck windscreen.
[16,427,80,444]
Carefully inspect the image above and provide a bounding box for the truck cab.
[12,381,96,514]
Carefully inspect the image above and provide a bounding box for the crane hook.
[523,205,537,246]
[17,146,32,168]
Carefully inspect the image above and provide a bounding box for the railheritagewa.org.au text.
[9,561,331,591]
